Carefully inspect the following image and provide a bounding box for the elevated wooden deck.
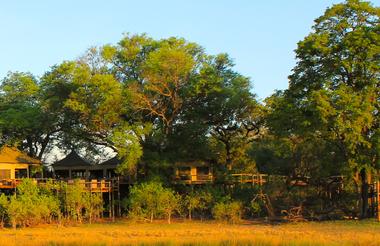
[227,174,268,185]
[174,173,268,185]
[0,178,121,193]
[174,174,214,184]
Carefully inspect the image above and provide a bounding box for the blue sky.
[1,0,378,100]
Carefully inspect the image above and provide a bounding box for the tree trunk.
[225,143,232,171]
[360,168,369,219]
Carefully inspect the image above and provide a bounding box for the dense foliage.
[0,179,103,228]
[0,0,378,223]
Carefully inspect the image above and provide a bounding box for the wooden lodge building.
[174,161,214,184]
[173,160,267,185]
[0,146,40,180]
[0,146,267,188]
[53,151,119,180]
[52,153,267,186]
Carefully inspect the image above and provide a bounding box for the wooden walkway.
[174,173,268,185]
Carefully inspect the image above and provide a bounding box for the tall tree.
[102,34,262,176]
[40,60,150,173]
[0,72,61,159]
[191,54,264,171]
[269,0,379,217]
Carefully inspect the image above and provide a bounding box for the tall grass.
[0,220,379,246]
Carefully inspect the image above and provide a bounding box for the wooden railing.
[0,179,22,189]
[228,174,268,185]
[0,178,118,192]
[174,173,268,185]
[174,174,214,184]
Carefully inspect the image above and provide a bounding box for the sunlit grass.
[0,219,379,246]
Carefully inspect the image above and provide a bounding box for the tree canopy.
[0,0,378,218]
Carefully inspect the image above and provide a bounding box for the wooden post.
[108,182,112,219]
[112,186,115,222]
[377,181,380,222]
[117,177,121,217]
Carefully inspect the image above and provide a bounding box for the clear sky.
[1,0,379,100]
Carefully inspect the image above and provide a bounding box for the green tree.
[7,179,60,228]
[268,0,379,218]
[40,60,150,173]
[212,200,243,224]
[83,192,103,224]
[195,54,264,171]
[125,181,180,223]
[0,72,60,160]
[183,190,213,220]
[103,34,262,178]
[63,180,86,223]
[0,194,8,228]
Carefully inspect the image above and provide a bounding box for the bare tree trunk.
[168,212,171,224]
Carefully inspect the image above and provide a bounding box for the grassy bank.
[0,220,379,246]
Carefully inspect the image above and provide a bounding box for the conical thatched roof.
[99,156,120,167]
[53,151,91,167]
[0,146,41,165]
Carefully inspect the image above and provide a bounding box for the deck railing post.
[377,181,380,222]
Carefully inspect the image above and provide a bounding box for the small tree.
[0,194,8,228]
[125,182,181,223]
[126,182,159,222]
[41,194,61,223]
[64,180,86,223]
[184,192,200,221]
[159,189,180,224]
[184,190,213,220]
[8,195,25,228]
[83,192,103,224]
[212,200,242,224]
[7,179,61,228]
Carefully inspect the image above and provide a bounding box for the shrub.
[250,201,262,217]
[212,200,242,224]
[125,182,180,223]
[8,195,25,228]
[64,180,86,223]
[62,180,104,223]
[7,179,61,228]
[83,192,103,223]
[183,190,213,220]
[0,194,8,228]
[159,189,181,224]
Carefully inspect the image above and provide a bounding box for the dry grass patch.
[0,220,379,245]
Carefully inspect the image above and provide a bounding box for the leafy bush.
[250,201,262,217]
[124,182,180,223]
[7,179,61,228]
[63,180,86,223]
[83,192,103,223]
[183,190,213,220]
[212,200,242,224]
[0,194,8,228]
[62,180,104,223]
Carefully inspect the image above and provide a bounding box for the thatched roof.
[0,146,41,165]
[53,151,92,168]
[99,156,120,167]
